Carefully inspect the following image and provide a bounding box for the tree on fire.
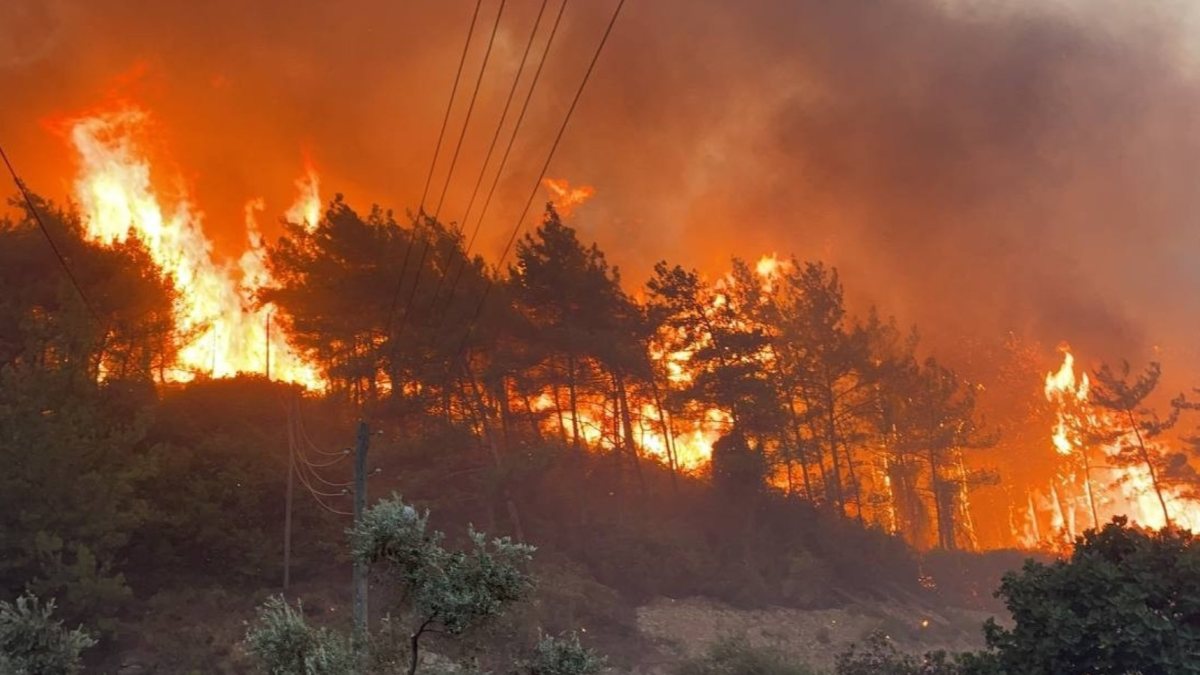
[259,198,997,550]
[1089,361,1187,527]
[0,196,177,381]
[509,207,650,475]
[0,193,325,638]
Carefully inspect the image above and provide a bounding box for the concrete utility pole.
[352,420,370,638]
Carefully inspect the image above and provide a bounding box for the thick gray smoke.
[3,0,1200,377]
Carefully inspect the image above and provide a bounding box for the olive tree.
[0,593,95,675]
[348,495,535,675]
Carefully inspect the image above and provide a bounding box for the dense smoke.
[3,0,1200,376]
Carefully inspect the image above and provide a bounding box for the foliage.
[0,366,152,631]
[0,593,95,675]
[978,516,1200,674]
[674,637,816,675]
[244,596,356,675]
[0,195,176,381]
[523,632,605,675]
[132,378,305,584]
[349,494,536,673]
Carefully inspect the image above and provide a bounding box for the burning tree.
[1035,349,1200,546]
[1089,361,1185,527]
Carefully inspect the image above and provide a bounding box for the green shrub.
[0,593,95,675]
[979,516,1200,674]
[244,596,356,675]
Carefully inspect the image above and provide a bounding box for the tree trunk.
[565,352,582,450]
[1080,443,1100,530]
[1127,409,1171,527]
[464,364,525,540]
[786,399,814,502]
[648,375,679,492]
[927,448,947,549]
[615,371,646,494]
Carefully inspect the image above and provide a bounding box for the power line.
[432,0,510,221]
[447,0,627,370]
[427,0,564,320]
[460,0,550,229]
[419,0,485,213]
[464,0,569,257]
[386,0,485,341]
[286,399,353,514]
[0,143,104,325]
[392,0,510,346]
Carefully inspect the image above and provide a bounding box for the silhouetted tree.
[1090,361,1181,526]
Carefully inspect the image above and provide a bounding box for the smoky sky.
[3,0,1200,380]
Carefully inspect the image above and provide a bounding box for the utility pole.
[283,398,295,590]
[352,420,370,639]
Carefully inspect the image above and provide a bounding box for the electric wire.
[433,0,569,328]
[432,0,511,221]
[393,0,511,349]
[426,0,556,319]
[446,0,627,372]
[0,143,104,325]
[286,399,353,514]
[386,0,485,341]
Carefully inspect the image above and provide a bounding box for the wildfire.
[68,104,323,388]
[286,162,322,231]
[755,253,781,277]
[1044,346,1090,455]
[542,177,595,216]
[1026,346,1200,547]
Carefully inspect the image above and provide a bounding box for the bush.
[525,632,605,675]
[675,637,816,675]
[244,596,356,675]
[979,516,1200,674]
[0,593,95,675]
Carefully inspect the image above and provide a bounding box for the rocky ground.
[631,596,995,673]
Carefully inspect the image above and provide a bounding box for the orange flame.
[286,161,321,231]
[542,177,595,216]
[1028,346,1200,547]
[68,104,323,388]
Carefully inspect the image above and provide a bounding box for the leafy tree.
[773,261,870,517]
[348,495,536,675]
[710,429,768,497]
[0,194,177,383]
[979,517,1200,674]
[264,197,408,401]
[244,596,356,675]
[509,207,645,458]
[0,593,95,675]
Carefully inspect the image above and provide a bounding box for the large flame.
[1026,346,1200,547]
[68,105,323,387]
